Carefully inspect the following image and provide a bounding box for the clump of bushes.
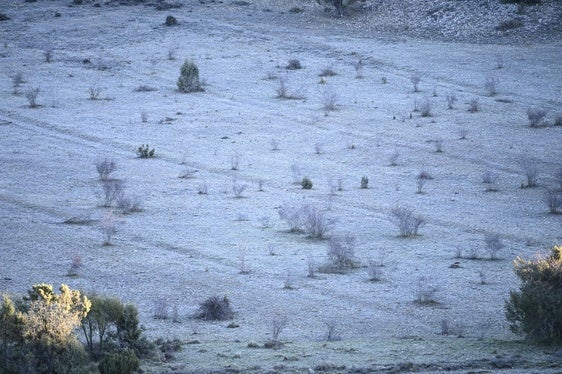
[177,59,203,93]
[98,349,139,374]
[196,296,233,321]
[505,245,562,345]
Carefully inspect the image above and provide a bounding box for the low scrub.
[195,296,233,321]
[505,246,562,345]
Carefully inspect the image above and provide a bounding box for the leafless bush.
[446,93,457,109]
[44,48,53,63]
[324,319,342,342]
[477,269,487,285]
[134,85,157,92]
[230,153,240,170]
[12,72,24,95]
[414,276,439,305]
[326,234,356,271]
[468,98,480,113]
[416,170,432,194]
[100,211,117,246]
[88,86,101,100]
[290,164,302,184]
[555,166,562,190]
[381,76,387,84]
[367,260,383,282]
[484,76,499,96]
[95,158,117,181]
[390,206,425,237]
[167,47,176,60]
[232,180,247,198]
[527,107,547,128]
[519,156,539,188]
[283,272,296,290]
[278,203,305,233]
[302,204,331,239]
[410,74,421,92]
[315,142,324,154]
[116,194,142,214]
[353,58,364,79]
[197,183,208,195]
[270,139,279,151]
[195,296,233,321]
[307,254,316,278]
[238,245,249,274]
[388,150,400,166]
[484,234,505,260]
[433,138,443,153]
[545,189,562,214]
[67,255,82,276]
[319,64,337,77]
[99,179,124,207]
[266,315,288,348]
[153,298,170,320]
[321,86,338,113]
[458,128,468,140]
[482,170,499,192]
[25,87,40,108]
[276,76,289,98]
[420,99,432,117]
[140,111,148,123]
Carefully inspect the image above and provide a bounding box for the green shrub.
[164,15,177,26]
[301,177,313,190]
[98,349,139,374]
[177,59,202,93]
[505,246,562,345]
[196,296,233,321]
[136,144,154,158]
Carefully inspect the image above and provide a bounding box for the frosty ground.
[0,0,561,372]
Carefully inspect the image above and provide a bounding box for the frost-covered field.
[1,1,561,372]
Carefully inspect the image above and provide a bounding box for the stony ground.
[0,0,561,372]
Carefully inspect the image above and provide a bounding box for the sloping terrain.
[0,0,561,372]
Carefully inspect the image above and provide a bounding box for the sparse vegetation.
[137,144,155,158]
[484,234,505,260]
[165,15,178,26]
[196,296,233,321]
[360,176,369,189]
[286,59,301,70]
[482,170,499,192]
[25,87,40,108]
[446,93,457,109]
[410,74,421,92]
[414,276,439,305]
[390,206,425,237]
[545,189,562,214]
[468,98,480,113]
[505,245,562,345]
[88,86,102,100]
[420,99,432,117]
[100,211,117,246]
[301,177,313,190]
[96,158,117,181]
[527,107,547,128]
[484,76,499,96]
[325,234,357,272]
[518,156,539,188]
[177,59,202,93]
